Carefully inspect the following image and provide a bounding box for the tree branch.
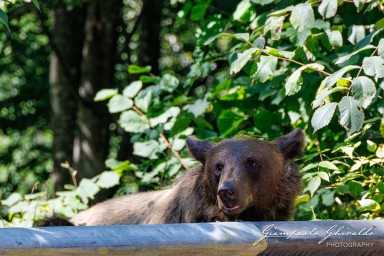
[133,106,190,171]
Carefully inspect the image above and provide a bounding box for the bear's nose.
[218,183,237,200]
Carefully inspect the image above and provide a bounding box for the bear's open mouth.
[223,205,240,211]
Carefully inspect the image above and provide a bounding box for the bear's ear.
[186,136,214,164]
[275,129,305,159]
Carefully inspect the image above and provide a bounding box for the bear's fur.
[44,129,304,226]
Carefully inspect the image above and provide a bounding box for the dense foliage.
[1,0,384,226]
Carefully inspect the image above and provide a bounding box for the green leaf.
[150,106,180,126]
[32,0,41,12]
[160,74,179,92]
[105,159,131,172]
[264,16,285,40]
[186,97,210,118]
[326,29,343,48]
[356,28,383,49]
[312,87,348,108]
[285,63,325,96]
[230,48,258,75]
[335,45,375,65]
[0,9,9,33]
[351,76,376,109]
[1,193,22,206]
[318,0,337,19]
[311,103,337,132]
[265,47,295,59]
[348,181,363,195]
[94,89,118,101]
[358,199,381,211]
[123,81,143,98]
[295,194,310,205]
[108,95,133,113]
[321,190,335,206]
[318,171,330,182]
[378,39,384,58]
[119,110,149,133]
[251,0,275,5]
[367,140,377,152]
[77,179,100,200]
[285,68,302,96]
[233,0,252,20]
[218,110,244,136]
[377,144,384,158]
[323,65,359,88]
[290,3,314,32]
[134,90,152,113]
[353,0,365,12]
[338,96,365,136]
[128,65,151,74]
[96,171,120,188]
[362,56,384,79]
[307,176,321,196]
[133,140,160,159]
[348,25,365,45]
[253,55,278,82]
[189,0,212,21]
[204,32,250,45]
[318,161,339,171]
[376,18,384,29]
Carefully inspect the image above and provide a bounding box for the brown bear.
[44,129,304,226]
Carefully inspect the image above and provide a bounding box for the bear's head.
[186,129,304,219]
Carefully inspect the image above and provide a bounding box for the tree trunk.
[137,0,162,74]
[73,0,123,181]
[49,6,85,191]
[117,0,162,162]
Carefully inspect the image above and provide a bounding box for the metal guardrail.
[0,220,383,255]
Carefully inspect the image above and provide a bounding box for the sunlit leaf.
[264,16,285,40]
[123,81,143,98]
[230,48,258,74]
[348,25,365,45]
[312,103,337,132]
[119,110,149,133]
[133,140,160,159]
[338,96,364,136]
[253,55,278,82]
[108,95,133,113]
[290,3,314,32]
[318,0,337,19]
[96,171,120,188]
[358,199,380,211]
[362,56,384,79]
[233,0,252,20]
[307,176,321,196]
[353,0,365,12]
[318,161,339,171]
[326,29,343,48]
[378,39,384,58]
[94,89,118,101]
[323,65,359,88]
[351,76,376,109]
[285,63,325,96]
[335,45,375,64]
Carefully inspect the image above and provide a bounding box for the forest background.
[0,0,383,227]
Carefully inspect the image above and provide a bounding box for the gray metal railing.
[0,220,383,255]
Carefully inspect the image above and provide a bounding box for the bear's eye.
[247,159,260,168]
[216,163,224,171]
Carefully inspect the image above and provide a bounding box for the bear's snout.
[218,182,237,201]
